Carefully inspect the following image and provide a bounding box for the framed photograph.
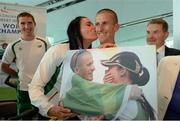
[60,45,157,120]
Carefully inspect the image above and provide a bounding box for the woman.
[28,16,97,119]
[102,51,149,86]
[70,50,95,81]
[63,51,157,120]
[102,51,156,120]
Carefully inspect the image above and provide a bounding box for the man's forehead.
[148,24,163,28]
[96,13,116,24]
[19,17,33,21]
[147,24,163,31]
[96,12,113,18]
[96,15,113,23]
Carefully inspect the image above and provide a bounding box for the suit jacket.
[165,46,180,56]
[157,56,180,119]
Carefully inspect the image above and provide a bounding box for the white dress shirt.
[157,45,165,64]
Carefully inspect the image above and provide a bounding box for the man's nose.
[97,24,103,32]
[100,25,104,31]
[24,24,29,28]
[148,33,154,38]
[92,65,95,71]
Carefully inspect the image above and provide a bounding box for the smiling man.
[146,18,180,63]
[95,8,120,48]
[1,12,50,119]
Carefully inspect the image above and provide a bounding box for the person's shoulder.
[41,43,69,64]
[35,36,49,44]
[7,39,21,47]
[35,36,46,41]
[165,46,180,54]
[55,43,69,50]
[168,46,180,52]
[46,43,69,54]
[35,36,52,49]
[160,55,180,65]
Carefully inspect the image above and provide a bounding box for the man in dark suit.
[146,18,180,64]
[165,46,180,56]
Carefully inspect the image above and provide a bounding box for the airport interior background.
[0,0,178,97]
[0,0,180,119]
[0,0,175,47]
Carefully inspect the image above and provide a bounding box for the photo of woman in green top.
[62,49,157,120]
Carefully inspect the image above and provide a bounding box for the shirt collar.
[157,45,165,64]
[157,45,165,54]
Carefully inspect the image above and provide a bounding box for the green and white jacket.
[2,36,50,91]
[28,43,69,116]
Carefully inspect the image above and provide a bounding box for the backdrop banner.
[0,2,46,48]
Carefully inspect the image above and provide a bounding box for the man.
[1,43,8,50]
[95,8,120,48]
[1,12,50,119]
[28,9,119,120]
[0,43,8,59]
[146,18,180,63]
[157,56,180,120]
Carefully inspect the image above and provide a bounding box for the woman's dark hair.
[117,52,150,86]
[102,51,156,119]
[67,16,92,50]
[101,51,150,86]
[119,52,155,119]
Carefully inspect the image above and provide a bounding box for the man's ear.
[115,23,120,32]
[165,31,169,39]
[74,67,80,74]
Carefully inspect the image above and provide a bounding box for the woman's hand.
[47,105,75,119]
[103,72,115,83]
[90,115,104,121]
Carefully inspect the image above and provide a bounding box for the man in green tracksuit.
[1,12,50,119]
